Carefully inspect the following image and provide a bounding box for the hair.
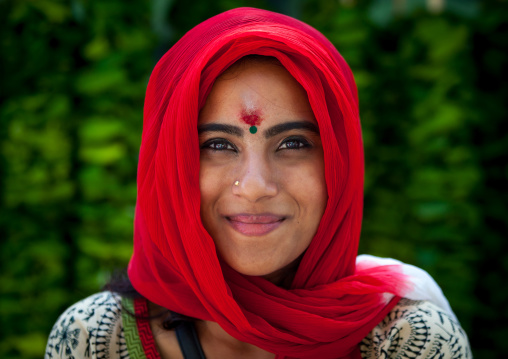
[215,54,283,80]
[104,268,195,329]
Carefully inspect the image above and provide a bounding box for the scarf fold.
[128,7,409,359]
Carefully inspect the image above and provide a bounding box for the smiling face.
[198,58,328,284]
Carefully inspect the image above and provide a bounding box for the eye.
[201,138,236,152]
[278,136,312,150]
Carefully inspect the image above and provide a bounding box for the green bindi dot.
[249,125,257,134]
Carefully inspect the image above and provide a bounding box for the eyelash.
[278,136,312,150]
[201,138,237,152]
[200,136,312,153]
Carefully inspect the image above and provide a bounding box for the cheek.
[199,159,237,233]
[199,157,226,195]
[304,173,328,227]
[199,163,222,227]
[299,160,328,247]
[284,156,327,213]
[314,161,328,212]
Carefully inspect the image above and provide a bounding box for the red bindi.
[240,109,262,134]
[241,112,260,126]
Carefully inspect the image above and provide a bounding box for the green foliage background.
[0,0,505,357]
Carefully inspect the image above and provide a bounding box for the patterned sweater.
[45,291,471,359]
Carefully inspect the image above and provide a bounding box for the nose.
[232,153,278,202]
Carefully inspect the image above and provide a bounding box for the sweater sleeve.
[45,292,128,359]
[360,298,472,359]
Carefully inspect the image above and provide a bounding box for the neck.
[196,320,275,359]
[148,301,275,359]
[261,255,303,289]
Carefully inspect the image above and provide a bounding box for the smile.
[225,214,286,236]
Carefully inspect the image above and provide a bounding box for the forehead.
[199,60,315,125]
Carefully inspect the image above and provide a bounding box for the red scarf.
[128,7,408,359]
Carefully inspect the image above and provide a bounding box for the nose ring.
[234,180,240,186]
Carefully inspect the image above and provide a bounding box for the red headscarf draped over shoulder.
[128,7,408,359]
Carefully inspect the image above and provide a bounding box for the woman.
[45,7,471,359]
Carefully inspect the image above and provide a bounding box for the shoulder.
[45,291,129,359]
[360,298,472,359]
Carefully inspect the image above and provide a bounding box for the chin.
[227,261,276,277]
[224,251,301,283]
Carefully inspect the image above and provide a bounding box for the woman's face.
[198,60,327,282]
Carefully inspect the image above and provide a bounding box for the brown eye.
[201,139,236,152]
[278,136,311,150]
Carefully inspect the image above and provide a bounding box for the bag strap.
[175,321,207,359]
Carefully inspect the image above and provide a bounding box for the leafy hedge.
[0,1,505,357]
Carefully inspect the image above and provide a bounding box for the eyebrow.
[197,123,243,137]
[263,121,320,139]
[197,121,320,138]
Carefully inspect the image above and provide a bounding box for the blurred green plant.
[0,0,505,358]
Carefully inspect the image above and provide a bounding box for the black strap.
[175,321,207,359]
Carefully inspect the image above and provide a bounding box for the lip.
[225,213,286,236]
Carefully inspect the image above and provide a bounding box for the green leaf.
[80,143,126,165]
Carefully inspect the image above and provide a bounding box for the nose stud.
[234,180,240,186]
